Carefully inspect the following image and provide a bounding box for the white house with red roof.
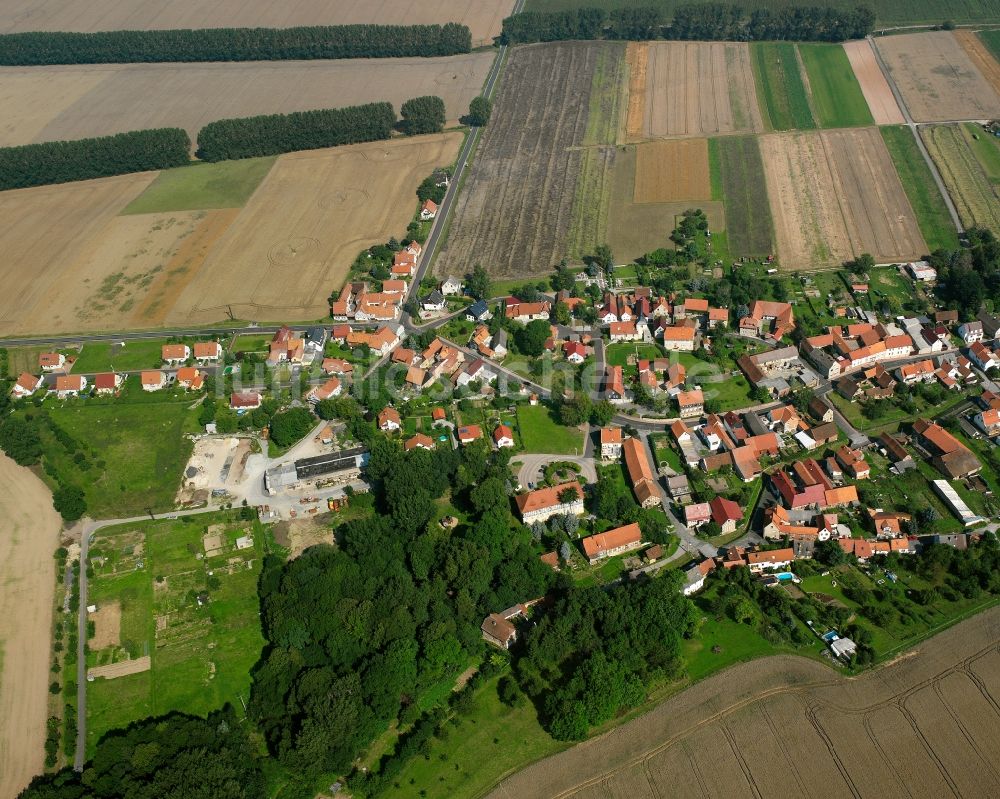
[12,373,42,398]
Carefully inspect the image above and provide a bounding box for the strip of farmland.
[798,43,873,129]
[750,42,816,132]
[922,124,1000,231]
[709,136,774,257]
[435,42,617,279]
[842,39,904,125]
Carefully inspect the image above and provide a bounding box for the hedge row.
[196,103,397,161]
[0,128,190,191]
[500,4,875,44]
[0,23,472,65]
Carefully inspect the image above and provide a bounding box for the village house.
[466,299,492,323]
[835,445,870,479]
[514,481,585,524]
[604,365,627,403]
[93,372,123,396]
[968,341,1000,372]
[346,324,403,357]
[378,407,401,432]
[739,300,795,342]
[230,392,261,410]
[600,427,623,460]
[623,436,661,508]
[39,352,66,371]
[420,199,438,220]
[322,358,353,376]
[660,325,696,352]
[666,474,692,504]
[440,276,463,296]
[308,376,342,403]
[682,558,716,595]
[581,522,644,563]
[564,340,587,364]
[404,433,435,452]
[457,424,483,445]
[141,370,167,392]
[481,606,524,649]
[193,341,222,362]
[710,496,743,534]
[747,548,795,573]
[12,372,42,398]
[913,418,981,478]
[175,367,204,391]
[801,325,914,380]
[421,290,446,312]
[958,320,984,345]
[685,502,711,528]
[608,321,641,342]
[974,408,1000,437]
[53,374,87,398]
[161,344,190,365]
[493,424,515,449]
[676,388,704,419]
[504,299,551,323]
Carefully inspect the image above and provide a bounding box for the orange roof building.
[581,523,644,563]
[623,437,660,508]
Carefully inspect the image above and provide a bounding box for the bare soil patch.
[842,40,904,125]
[487,606,1000,799]
[435,42,617,279]
[607,144,725,264]
[88,655,152,680]
[0,454,62,799]
[173,132,461,324]
[0,172,156,336]
[876,31,1000,123]
[761,127,926,269]
[633,139,711,203]
[954,30,1000,97]
[0,0,513,47]
[273,517,334,559]
[2,54,493,148]
[90,601,122,650]
[626,41,763,141]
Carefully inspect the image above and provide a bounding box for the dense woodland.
[0,24,471,65]
[500,3,875,43]
[196,103,397,161]
[931,226,1000,319]
[0,129,189,190]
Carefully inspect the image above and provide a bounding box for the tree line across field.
[501,3,876,44]
[0,23,471,65]
[0,96,452,190]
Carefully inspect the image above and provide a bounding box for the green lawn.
[880,125,960,251]
[5,345,51,375]
[604,342,663,368]
[122,157,276,214]
[45,390,198,516]
[516,405,585,455]
[751,42,816,131]
[798,43,874,128]
[85,512,266,756]
[698,372,755,412]
[72,340,170,372]
[231,334,272,354]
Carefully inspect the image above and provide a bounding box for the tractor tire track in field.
[503,623,1000,799]
[932,678,1000,785]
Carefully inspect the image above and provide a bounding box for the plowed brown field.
[0,53,493,147]
[876,31,1000,123]
[487,606,1000,799]
[435,42,618,279]
[633,139,711,203]
[173,133,462,324]
[625,41,763,140]
[0,0,513,47]
[761,127,926,269]
[843,39,904,125]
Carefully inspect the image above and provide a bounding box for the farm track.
[487,611,1000,799]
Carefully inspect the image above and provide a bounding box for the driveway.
[515,454,597,489]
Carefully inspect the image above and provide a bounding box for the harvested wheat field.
[0,454,62,799]
[922,124,1000,231]
[436,42,621,279]
[1,53,494,147]
[607,144,725,264]
[843,39,904,125]
[876,31,1000,123]
[0,172,160,336]
[761,127,926,269]
[633,139,711,204]
[626,41,763,141]
[0,0,513,46]
[487,606,1000,799]
[173,133,462,323]
[955,30,1000,96]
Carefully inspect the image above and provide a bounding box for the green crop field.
[922,124,1000,232]
[85,512,266,756]
[44,389,198,516]
[961,122,1000,187]
[798,44,873,128]
[524,0,1000,25]
[516,404,586,455]
[122,156,275,214]
[709,136,775,256]
[880,126,960,251]
[978,29,1000,62]
[751,42,816,132]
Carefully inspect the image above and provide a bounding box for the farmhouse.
[505,299,551,322]
[514,481,585,524]
[801,325,914,379]
[709,496,743,534]
[660,325,696,352]
[581,523,644,563]
[913,418,981,478]
[906,261,936,282]
[623,436,661,508]
[747,548,795,573]
[609,321,641,342]
[740,300,795,341]
[420,199,438,220]
[481,608,521,650]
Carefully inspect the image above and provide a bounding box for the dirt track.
[0,53,494,147]
[843,40,904,125]
[633,139,711,204]
[487,606,1000,798]
[876,31,1000,123]
[0,454,62,799]
[626,41,763,140]
[0,0,514,47]
[761,127,926,269]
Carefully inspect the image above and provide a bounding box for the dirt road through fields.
[0,455,61,798]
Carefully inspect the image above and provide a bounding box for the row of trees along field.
[500,4,875,44]
[0,128,189,190]
[0,23,471,65]
[0,95,447,185]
